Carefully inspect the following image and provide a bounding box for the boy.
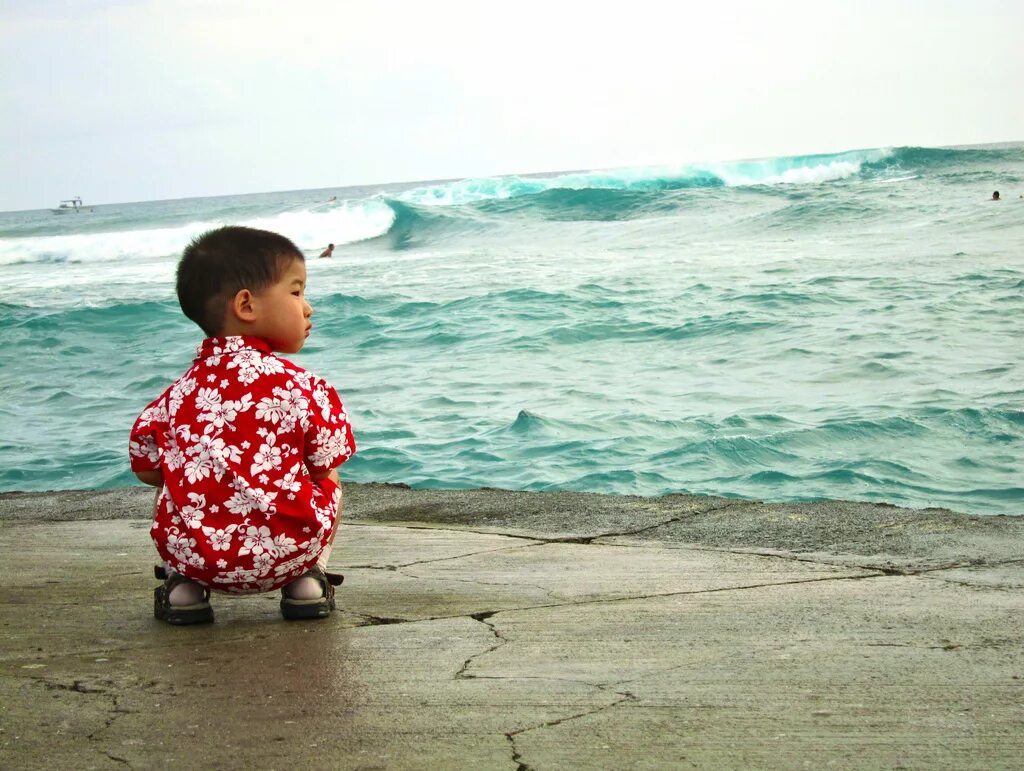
[129,226,355,624]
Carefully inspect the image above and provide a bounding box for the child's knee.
[168,579,205,607]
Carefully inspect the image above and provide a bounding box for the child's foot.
[280,567,343,620]
[154,566,214,625]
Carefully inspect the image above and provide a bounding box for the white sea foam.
[246,200,395,248]
[397,177,546,206]
[394,148,898,207]
[707,148,894,187]
[0,200,396,267]
[716,160,864,186]
[0,223,218,267]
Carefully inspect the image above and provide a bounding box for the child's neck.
[217,320,254,338]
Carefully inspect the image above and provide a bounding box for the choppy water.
[1,144,1022,514]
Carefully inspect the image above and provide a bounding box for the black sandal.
[154,566,214,625]
[280,566,344,621]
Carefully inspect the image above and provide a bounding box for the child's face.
[249,257,312,353]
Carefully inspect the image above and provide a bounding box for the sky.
[1,0,1021,211]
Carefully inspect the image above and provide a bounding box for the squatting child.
[129,225,356,624]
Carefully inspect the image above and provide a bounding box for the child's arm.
[309,467,340,484]
[134,469,164,487]
[130,392,171,488]
[302,376,356,483]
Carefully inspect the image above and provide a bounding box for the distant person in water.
[320,243,335,258]
[991,191,1000,201]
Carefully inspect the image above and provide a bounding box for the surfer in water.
[991,191,1000,201]
[320,243,335,258]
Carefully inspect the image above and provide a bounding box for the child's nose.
[304,301,313,317]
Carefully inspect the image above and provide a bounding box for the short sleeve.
[129,396,169,473]
[303,376,356,475]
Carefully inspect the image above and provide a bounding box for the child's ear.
[230,289,257,323]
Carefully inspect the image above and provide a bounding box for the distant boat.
[52,196,91,214]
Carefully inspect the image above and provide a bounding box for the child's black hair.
[176,225,304,336]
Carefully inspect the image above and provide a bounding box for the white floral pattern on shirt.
[130,336,355,594]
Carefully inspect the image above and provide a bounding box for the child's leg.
[168,579,206,606]
[285,470,343,600]
[151,486,206,607]
[279,475,344,617]
[316,472,343,570]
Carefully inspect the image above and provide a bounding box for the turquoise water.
[1,144,1022,514]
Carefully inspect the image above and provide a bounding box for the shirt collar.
[195,335,273,361]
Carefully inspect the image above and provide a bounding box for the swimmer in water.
[320,243,335,258]
[991,191,1000,201]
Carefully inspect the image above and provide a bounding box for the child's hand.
[134,469,164,487]
[309,467,340,485]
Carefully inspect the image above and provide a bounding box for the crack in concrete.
[455,611,506,681]
[864,559,1018,578]
[43,678,109,694]
[580,501,744,544]
[102,750,132,768]
[507,734,529,771]
[346,521,539,541]
[38,676,135,768]
[354,612,409,626]
[452,611,640,771]
[864,642,963,651]
[437,553,1009,770]
[396,564,561,602]
[346,510,1022,586]
[345,540,541,572]
[918,576,1024,592]
[589,539,1023,580]
[86,693,131,740]
[515,501,743,547]
[446,568,928,770]
[504,685,638,771]
[673,544,909,575]
[344,499,736,552]
[340,516,924,583]
[346,570,893,635]
[338,518,1024,634]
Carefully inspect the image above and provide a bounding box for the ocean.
[1,144,1021,515]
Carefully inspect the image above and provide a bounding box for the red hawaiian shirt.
[129,336,356,594]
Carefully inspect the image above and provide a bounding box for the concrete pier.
[1,484,1022,769]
